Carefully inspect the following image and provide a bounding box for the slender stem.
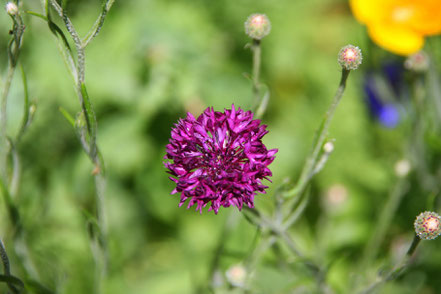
[0,240,19,294]
[428,56,441,122]
[245,233,276,274]
[242,207,328,291]
[0,66,13,136]
[10,146,20,198]
[242,207,304,258]
[15,65,30,145]
[208,211,240,288]
[252,39,261,106]
[0,240,11,276]
[0,11,24,180]
[282,191,309,229]
[287,69,350,199]
[46,2,113,292]
[94,172,108,262]
[283,69,350,226]
[360,235,421,294]
[277,229,304,258]
[82,0,116,47]
[0,65,14,180]
[361,178,409,268]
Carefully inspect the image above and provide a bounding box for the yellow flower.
[350,0,441,56]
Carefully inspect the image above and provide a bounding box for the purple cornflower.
[164,105,277,214]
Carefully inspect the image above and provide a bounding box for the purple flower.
[164,105,277,214]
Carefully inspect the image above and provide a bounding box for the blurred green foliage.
[1,0,441,293]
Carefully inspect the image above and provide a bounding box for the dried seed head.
[245,14,271,40]
[414,211,441,240]
[338,45,362,70]
[5,2,18,15]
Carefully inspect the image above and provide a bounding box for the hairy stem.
[284,69,350,223]
[46,2,113,292]
[82,0,116,47]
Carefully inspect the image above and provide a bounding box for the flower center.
[344,48,356,61]
[424,217,440,232]
[252,15,265,26]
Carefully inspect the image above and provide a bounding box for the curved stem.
[0,240,20,294]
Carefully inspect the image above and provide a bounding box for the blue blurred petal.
[378,104,400,128]
[382,62,404,96]
[363,73,401,128]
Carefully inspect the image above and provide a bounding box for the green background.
[1,0,441,293]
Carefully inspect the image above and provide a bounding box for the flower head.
[5,2,18,15]
[338,45,362,70]
[165,105,277,214]
[226,264,247,288]
[350,0,441,55]
[404,51,430,72]
[245,14,271,40]
[414,211,441,240]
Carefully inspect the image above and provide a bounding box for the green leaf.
[15,64,31,143]
[80,83,98,159]
[59,107,76,128]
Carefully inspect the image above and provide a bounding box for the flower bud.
[404,51,430,73]
[394,159,411,177]
[225,264,247,288]
[338,45,362,70]
[5,2,18,15]
[323,141,334,153]
[245,14,271,40]
[414,211,441,240]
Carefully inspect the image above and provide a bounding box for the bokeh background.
[1,0,441,293]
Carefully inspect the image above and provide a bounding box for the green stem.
[283,69,350,230]
[243,207,304,258]
[287,69,350,199]
[361,178,409,268]
[0,240,20,294]
[82,0,116,47]
[1,8,25,181]
[252,39,261,105]
[428,55,441,122]
[0,240,11,276]
[47,2,112,292]
[360,235,421,294]
[15,65,30,145]
[245,232,276,271]
[208,211,240,289]
[0,65,14,180]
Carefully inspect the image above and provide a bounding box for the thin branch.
[82,0,116,47]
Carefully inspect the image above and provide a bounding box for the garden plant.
[1,0,441,293]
